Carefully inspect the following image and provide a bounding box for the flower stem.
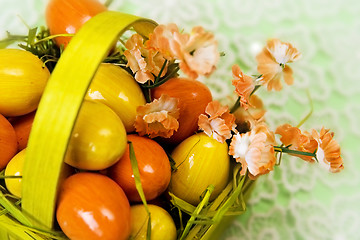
[273,146,316,158]
[229,84,261,113]
[143,82,152,103]
[142,66,180,89]
[33,33,74,45]
[0,176,22,179]
[296,90,313,128]
[104,0,113,7]
[154,59,168,84]
[230,97,240,113]
[250,84,261,96]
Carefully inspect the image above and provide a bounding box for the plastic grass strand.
[0,191,32,227]
[128,141,152,240]
[232,164,242,188]
[169,192,196,214]
[211,175,246,221]
[208,182,233,212]
[184,224,202,240]
[173,165,245,239]
[0,202,67,239]
[181,185,214,240]
[185,171,247,239]
[198,176,246,240]
[22,11,157,229]
[0,216,43,240]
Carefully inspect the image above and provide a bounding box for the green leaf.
[27,27,38,45]
[141,65,180,89]
[0,39,17,49]
[0,32,27,49]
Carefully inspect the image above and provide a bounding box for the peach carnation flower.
[124,33,167,84]
[229,123,276,179]
[146,23,184,60]
[198,101,236,143]
[134,94,179,138]
[180,26,219,79]
[275,124,317,162]
[147,24,219,79]
[256,39,301,91]
[311,127,344,173]
[231,64,256,110]
[232,95,266,133]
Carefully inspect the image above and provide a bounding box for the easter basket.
[0,2,344,240]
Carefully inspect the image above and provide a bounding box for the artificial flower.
[180,26,219,79]
[256,38,301,91]
[229,123,276,179]
[124,33,167,84]
[198,101,236,143]
[275,124,317,162]
[231,64,256,110]
[311,127,344,173]
[148,24,219,79]
[146,23,184,60]
[232,94,266,133]
[134,94,179,138]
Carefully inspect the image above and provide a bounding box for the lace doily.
[1,0,359,239]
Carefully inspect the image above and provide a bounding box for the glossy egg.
[169,133,230,205]
[151,77,212,144]
[4,149,25,198]
[11,111,35,151]
[65,100,127,170]
[0,49,50,117]
[46,0,107,48]
[56,172,131,240]
[130,204,177,240]
[86,64,146,132]
[5,149,73,199]
[108,134,171,202]
[0,114,17,170]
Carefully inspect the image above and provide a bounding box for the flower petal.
[124,33,168,84]
[134,94,179,138]
[231,65,255,110]
[256,38,300,91]
[229,123,276,179]
[312,127,344,173]
[198,101,236,143]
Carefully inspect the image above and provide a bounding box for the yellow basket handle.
[22,11,157,229]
